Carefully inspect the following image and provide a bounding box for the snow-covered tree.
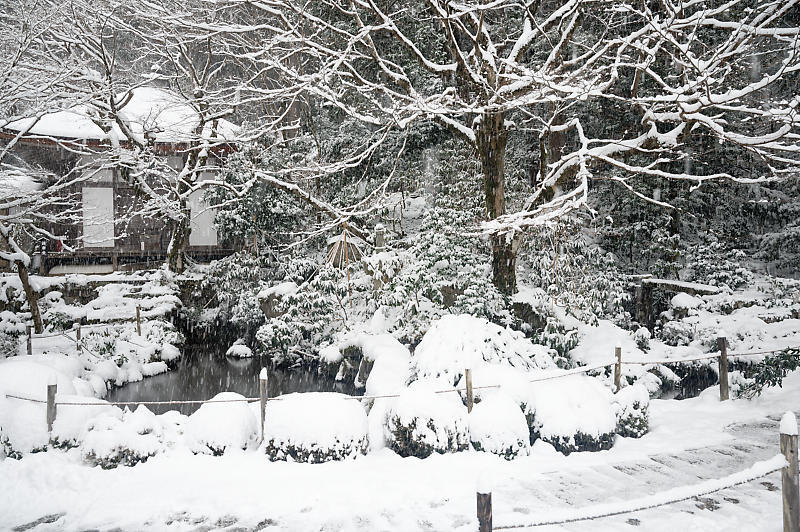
[209,0,800,294]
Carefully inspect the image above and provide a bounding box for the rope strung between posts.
[8,345,797,408]
[623,344,800,366]
[493,454,787,529]
[0,361,635,408]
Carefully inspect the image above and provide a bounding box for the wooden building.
[0,88,237,274]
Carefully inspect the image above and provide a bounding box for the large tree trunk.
[475,111,516,295]
[15,259,43,334]
[166,206,191,273]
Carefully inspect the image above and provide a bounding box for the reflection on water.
[107,348,357,415]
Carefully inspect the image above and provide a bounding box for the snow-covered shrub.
[525,376,616,455]
[384,385,469,458]
[512,290,579,363]
[469,392,529,460]
[522,219,632,326]
[202,251,276,335]
[263,392,368,463]
[612,384,649,438]
[686,241,753,291]
[634,327,651,351]
[81,406,162,468]
[0,360,109,455]
[411,314,556,385]
[379,207,512,345]
[257,265,349,365]
[659,320,695,347]
[187,392,258,455]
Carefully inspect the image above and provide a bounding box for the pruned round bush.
[613,383,650,438]
[188,392,258,455]
[263,392,368,463]
[525,376,616,455]
[384,384,469,458]
[81,406,162,468]
[469,391,529,460]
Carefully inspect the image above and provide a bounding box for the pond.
[106,347,358,415]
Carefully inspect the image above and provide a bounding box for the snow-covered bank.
[2,371,799,531]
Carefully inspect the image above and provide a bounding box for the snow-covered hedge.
[0,359,119,455]
[384,385,469,458]
[411,314,556,385]
[263,392,368,463]
[525,376,616,455]
[469,392,529,460]
[81,406,163,468]
[187,392,258,455]
[612,384,649,438]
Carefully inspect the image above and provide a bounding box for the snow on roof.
[4,87,238,144]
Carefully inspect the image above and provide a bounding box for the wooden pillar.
[26,325,32,356]
[465,368,474,413]
[477,491,492,532]
[259,368,269,443]
[781,412,799,532]
[46,378,57,436]
[375,224,386,252]
[614,346,622,393]
[111,252,118,271]
[136,305,142,336]
[717,336,729,401]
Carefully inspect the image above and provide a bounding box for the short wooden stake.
[781,412,799,532]
[717,336,729,401]
[46,380,57,437]
[477,491,492,532]
[259,368,269,443]
[74,322,81,348]
[614,346,622,393]
[465,368,474,413]
[26,325,32,356]
[136,305,142,336]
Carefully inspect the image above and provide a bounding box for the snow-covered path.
[2,381,798,532]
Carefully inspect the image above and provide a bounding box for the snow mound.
[526,375,616,455]
[781,411,798,436]
[412,314,556,384]
[226,343,253,358]
[671,292,703,310]
[469,391,529,460]
[263,392,368,463]
[187,392,257,455]
[384,383,469,458]
[344,333,410,396]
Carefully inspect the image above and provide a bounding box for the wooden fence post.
[477,491,492,532]
[259,368,268,443]
[781,412,800,532]
[46,377,57,437]
[136,305,142,336]
[26,325,32,356]
[614,346,622,393]
[717,336,729,401]
[74,322,81,349]
[465,368,474,413]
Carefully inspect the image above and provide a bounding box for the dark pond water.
[107,348,358,415]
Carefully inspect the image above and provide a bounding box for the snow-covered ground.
[2,371,799,531]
